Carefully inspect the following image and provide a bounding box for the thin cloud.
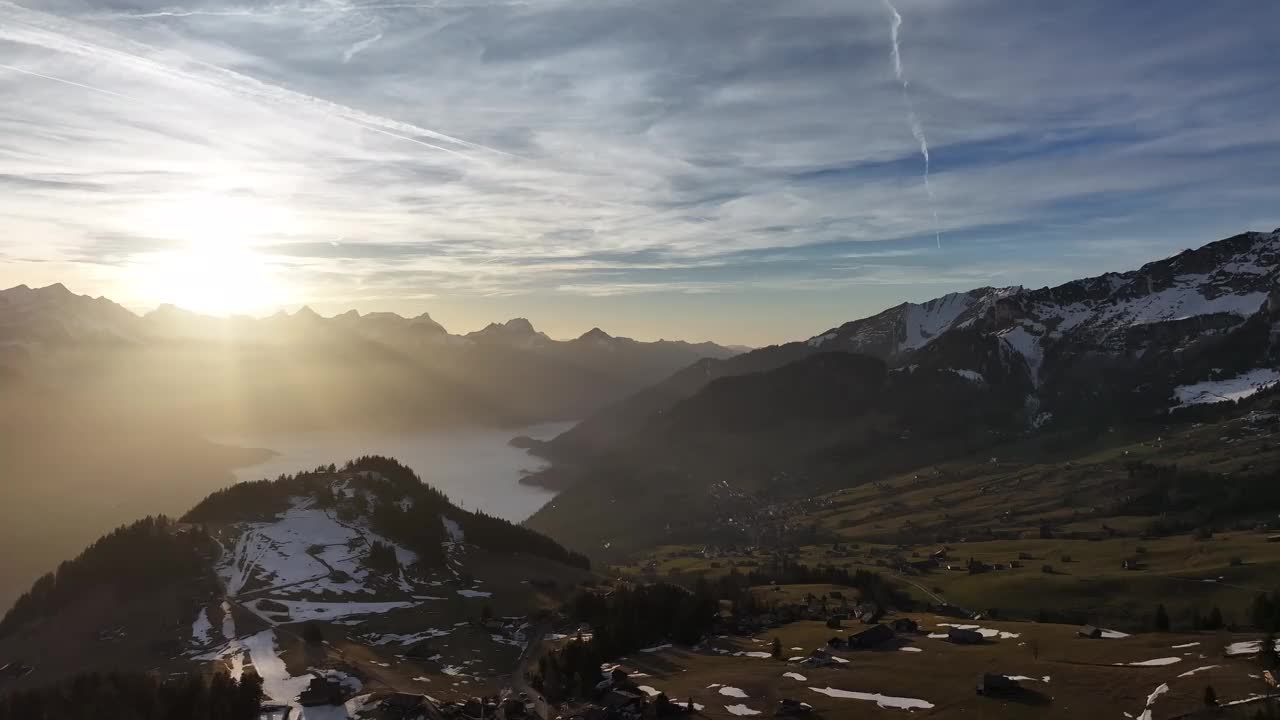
[342,31,382,63]
[0,0,1275,341]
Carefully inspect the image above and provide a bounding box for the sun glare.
[129,194,294,316]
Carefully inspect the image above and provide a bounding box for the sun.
[128,193,295,316]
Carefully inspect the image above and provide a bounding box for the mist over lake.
[223,421,574,522]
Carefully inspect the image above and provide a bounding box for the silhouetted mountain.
[0,289,740,433]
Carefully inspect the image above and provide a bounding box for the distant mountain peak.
[464,317,551,347]
[579,327,612,342]
[504,317,536,333]
[294,305,320,319]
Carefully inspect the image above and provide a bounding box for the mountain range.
[524,229,1280,554]
[0,284,742,434]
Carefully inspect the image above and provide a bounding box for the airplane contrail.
[0,62,140,102]
[883,0,941,249]
[106,1,532,20]
[0,0,511,160]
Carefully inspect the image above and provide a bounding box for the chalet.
[947,628,984,645]
[853,602,883,624]
[826,636,847,650]
[976,674,1021,696]
[1121,559,1142,571]
[1077,625,1103,639]
[297,677,345,706]
[800,649,839,667]
[847,624,896,650]
[891,618,919,633]
[1267,535,1280,543]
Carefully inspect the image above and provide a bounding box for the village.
[238,575,1280,720]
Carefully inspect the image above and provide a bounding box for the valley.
[2,229,1279,719]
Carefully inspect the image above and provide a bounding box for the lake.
[224,421,574,522]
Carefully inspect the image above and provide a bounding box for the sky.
[0,0,1277,346]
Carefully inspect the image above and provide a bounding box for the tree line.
[1118,460,1280,536]
[0,517,216,638]
[535,582,718,702]
[0,671,262,720]
[735,558,911,610]
[348,456,590,570]
[183,456,589,570]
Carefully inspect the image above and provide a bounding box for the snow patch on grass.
[248,599,418,623]
[1174,368,1280,406]
[191,608,213,646]
[809,686,934,710]
[1120,657,1181,667]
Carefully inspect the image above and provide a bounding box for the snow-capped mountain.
[541,229,1280,462]
[805,230,1278,384]
[804,229,1280,411]
[928,230,1280,416]
[806,286,1019,358]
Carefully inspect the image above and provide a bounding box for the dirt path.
[507,621,549,703]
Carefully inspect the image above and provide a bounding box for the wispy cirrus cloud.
[0,0,1277,343]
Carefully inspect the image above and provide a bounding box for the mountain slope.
[532,229,1280,470]
[0,457,590,708]
[526,229,1280,555]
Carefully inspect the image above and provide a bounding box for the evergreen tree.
[1154,604,1171,632]
[302,622,324,645]
[1204,685,1218,707]
[1207,606,1225,631]
[1261,630,1279,669]
[771,637,782,660]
